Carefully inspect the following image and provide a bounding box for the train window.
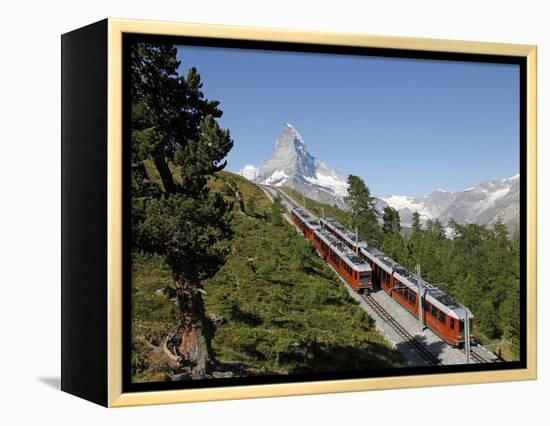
[450,319,455,330]
[403,288,409,299]
[459,321,464,333]
[410,292,416,305]
[424,302,430,311]
[431,305,437,317]
[439,311,446,324]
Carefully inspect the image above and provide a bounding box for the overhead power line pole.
[416,264,424,332]
[464,310,471,364]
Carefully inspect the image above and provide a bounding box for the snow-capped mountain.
[240,123,348,208]
[379,174,520,232]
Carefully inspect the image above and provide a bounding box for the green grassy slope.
[131,171,406,382]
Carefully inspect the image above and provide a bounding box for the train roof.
[292,208,321,230]
[393,269,472,319]
[321,218,368,249]
[360,246,400,274]
[315,229,371,272]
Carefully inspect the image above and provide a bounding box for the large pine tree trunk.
[154,155,177,194]
[174,274,213,376]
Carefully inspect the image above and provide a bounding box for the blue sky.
[176,45,519,197]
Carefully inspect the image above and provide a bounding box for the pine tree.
[411,211,422,235]
[426,219,445,241]
[382,206,401,235]
[130,42,234,375]
[270,194,285,226]
[246,196,257,216]
[345,175,382,246]
[345,175,375,214]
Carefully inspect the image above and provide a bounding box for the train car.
[291,208,372,293]
[392,268,474,347]
[290,208,320,243]
[321,216,475,347]
[312,229,372,293]
[360,246,398,291]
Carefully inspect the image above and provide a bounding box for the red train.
[320,217,474,347]
[291,208,373,293]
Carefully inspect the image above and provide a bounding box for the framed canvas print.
[61,18,537,407]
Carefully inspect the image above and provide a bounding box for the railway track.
[465,347,493,364]
[362,293,442,366]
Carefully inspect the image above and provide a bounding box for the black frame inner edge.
[122,32,528,393]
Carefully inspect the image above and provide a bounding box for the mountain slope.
[240,123,348,208]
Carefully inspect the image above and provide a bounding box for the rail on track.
[362,294,441,366]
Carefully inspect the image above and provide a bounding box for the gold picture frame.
[61,18,537,407]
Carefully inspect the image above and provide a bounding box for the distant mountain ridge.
[238,123,520,232]
[378,175,520,232]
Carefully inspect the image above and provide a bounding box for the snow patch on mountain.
[384,195,426,213]
[486,187,510,204]
[263,170,290,186]
[302,164,349,197]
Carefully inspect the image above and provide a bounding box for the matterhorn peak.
[253,123,349,208]
[283,122,301,136]
[276,122,306,150]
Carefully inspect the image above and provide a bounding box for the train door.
[372,263,381,287]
